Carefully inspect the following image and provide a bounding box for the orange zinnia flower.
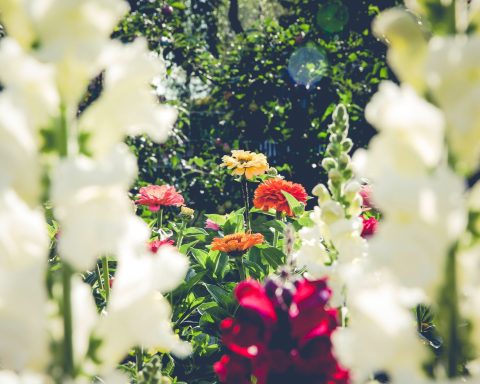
[253,178,308,216]
[211,233,264,256]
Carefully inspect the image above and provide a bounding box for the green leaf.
[171,2,187,10]
[203,284,233,308]
[191,248,208,268]
[213,252,229,280]
[204,213,227,226]
[281,190,305,217]
[260,246,286,269]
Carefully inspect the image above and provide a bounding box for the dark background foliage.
[116,0,400,214]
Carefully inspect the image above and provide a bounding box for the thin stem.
[135,347,143,376]
[97,263,104,291]
[157,208,164,236]
[236,258,246,281]
[62,262,74,378]
[102,256,110,302]
[177,220,187,248]
[273,211,282,248]
[241,178,251,231]
[444,246,460,377]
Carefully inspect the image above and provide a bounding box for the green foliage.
[115,0,401,214]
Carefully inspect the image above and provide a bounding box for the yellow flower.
[180,206,195,218]
[221,150,269,180]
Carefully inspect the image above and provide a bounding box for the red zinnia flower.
[148,239,175,253]
[253,178,308,217]
[361,216,378,238]
[135,185,184,212]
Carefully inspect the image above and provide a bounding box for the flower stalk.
[102,256,110,302]
[62,262,75,378]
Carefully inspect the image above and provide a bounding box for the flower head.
[214,277,349,384]
[205,218,221,231]
[148,239,175,253]
[180,206,195,218]
[135,185,184,212]
[253,178,308,216]
[361,216,378,238]
[211,233,264,256]
[359,184,374,211]
[221,150,269,180]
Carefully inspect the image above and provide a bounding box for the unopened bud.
[321,157,337,171]
[181,206,195,218]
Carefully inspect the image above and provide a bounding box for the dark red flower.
[148,238,175,253]
[214,355,251,384]
[361,216,378,238]
[215,277,350,384]
[235,280,277,322]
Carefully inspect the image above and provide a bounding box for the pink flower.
[361,216,378,238]
[360,184,374,211]
[148,239,175,253]
[205,218,221,231]
[135,185,184,212]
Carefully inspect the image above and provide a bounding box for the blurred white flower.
[0,38,59,128]
[373,9,428,92]
[0,95,42,205]
[332,278,428,383]
[79,39,177,156]
[0,371,49,384]
[0,262,49,371]
[0,189,49,268]
[51,144,149,270]
[365,81,445,170]
[95,246,190,371]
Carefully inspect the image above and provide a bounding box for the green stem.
[135,347,143,376]
[102,256,110,302]
[236,258,246,281]
[62,262,74,378]
[273,212,282,248]
[177,220,187,248]
[57,105,69,158]
[443,246,461,378]
[97,263,104,291]
[157,208,163,234]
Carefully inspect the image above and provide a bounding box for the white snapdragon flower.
[51,144,149,271]
[79,39,177,156]
[332,278,428,383]
[0,38,59,128]
[373,9,428,92]
[0,0,37,49]
[425,36,480,173]
[95,245,190,372]
[365,81,445,170]
[31,0,129,107]
[0,189,49,268]
[0,371,49,384]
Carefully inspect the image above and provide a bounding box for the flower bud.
[337,153,350,169]
[328,169,342,186]
[180,206,194,218]
[342,138,353,152]
[321,157,337,171]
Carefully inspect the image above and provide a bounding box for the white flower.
[332,279,428,383]
[71,278,98,370]
[0,95,42,205]
[426,36,480,173]
[0,38,59,128]
[0,188,49,268]
[0,262,49,371]
[0,0,37,49]
[0,371,49,384]
[365,81,445,170]
[51,145,149,270]
[31,0,129,107]
[95,246,190,371]
[372,9,428,92]
[79,39,177,156]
